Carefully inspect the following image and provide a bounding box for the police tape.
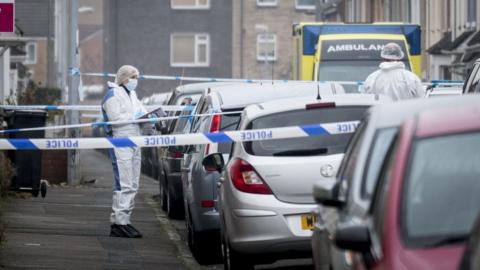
[79,71,465,87]
[0,121,360,150]
[0,111,241,134]
[0,104,187,112]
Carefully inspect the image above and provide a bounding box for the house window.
[25,42,37,65]
[257,34,277,62]
[257,0,277,7]
[467,0,476,28]
[295,0,316,10]
[171,33,210,67]
[171,0,209,10]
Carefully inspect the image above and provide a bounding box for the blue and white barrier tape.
[0,121,360,150]
[0,105,187,112]
[80,113,102,119]
[78,72,464,87]
[0,111,241,134]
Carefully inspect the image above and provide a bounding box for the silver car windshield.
[361,127,398,199]
[403,132,480,247]
[244,106,368,157]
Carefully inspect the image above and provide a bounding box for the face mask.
[125,79,138,92]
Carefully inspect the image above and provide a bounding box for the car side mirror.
[313,179,345,208]
[202,153,225,173]
[335,223,371,253]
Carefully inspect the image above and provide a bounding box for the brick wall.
[233,0,316,80]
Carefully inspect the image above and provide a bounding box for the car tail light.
[205,114,222,155]
[210,114,221,132]
[229,159,272,194]
[201,200,215,208]
[305,102,336,110]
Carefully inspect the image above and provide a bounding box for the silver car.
[181,82,346,264]
[204,94,388,270]
[158,82,232,218]
[312,94,480,270]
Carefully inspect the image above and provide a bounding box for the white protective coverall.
[362,61,425,100]
[102,81,147,225]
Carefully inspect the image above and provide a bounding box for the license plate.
[301,214,317,230]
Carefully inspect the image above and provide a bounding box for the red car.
[334,104,480,270]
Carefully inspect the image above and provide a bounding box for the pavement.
[0,149,202,270]
[0,149,314,270]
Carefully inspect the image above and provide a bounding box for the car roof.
[415,103,480,137]
[244,93,390,119]
[207,82,346,110]
[174,81,236,95]
[426,87,463,97]
[368,95,480,129]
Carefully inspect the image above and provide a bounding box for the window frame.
[256,0,277,7]
[467,0,477,28]
[25,42,37,65]
[170,33,210,67]
[336,119,368,202]
[256,33,277,62]
[368,134,400,255]
[295,0,316,10]
[360,127,399,200]
[170,0,210,10]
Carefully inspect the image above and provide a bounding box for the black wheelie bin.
[6,110,48,197]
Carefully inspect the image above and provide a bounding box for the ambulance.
[292,23,421,91]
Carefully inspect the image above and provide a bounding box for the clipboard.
[138,107,165,119]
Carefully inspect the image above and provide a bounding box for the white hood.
[379,61,405,71]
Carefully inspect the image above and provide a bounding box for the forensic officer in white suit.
[101,65,147,238]
[362,42,425,100]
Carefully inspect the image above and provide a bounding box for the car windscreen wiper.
[422,234,468,248]
[272,148,328,156]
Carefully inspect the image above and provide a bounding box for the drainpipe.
[240,0,244,78]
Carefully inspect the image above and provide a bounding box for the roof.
[462,50,480,63]
[467,30,480,46]
[451,30,475,50]
[415,103,480,138]
[245,93,390,120]
[427,32,452,55]
[369,95,480,130]
[210,82,346,110]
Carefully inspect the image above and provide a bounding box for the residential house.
[426,0,480,80]
[232,0,316,80]
[103,0,233,97]
[15,0,54,89]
